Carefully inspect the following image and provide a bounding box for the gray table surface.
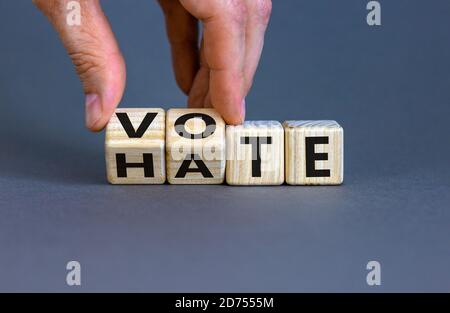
[1,0,449,292]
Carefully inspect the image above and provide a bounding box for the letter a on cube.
[166,109,225,184]
[284,120,344,185]
[105,108,166,184]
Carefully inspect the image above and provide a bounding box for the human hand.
[33,0,272,131]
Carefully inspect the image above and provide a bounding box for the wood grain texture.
[105,108,166,184]
[226,121,284,185]
[166,109,225,184]
[284,120,344,185]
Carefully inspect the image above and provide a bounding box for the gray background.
[0,0,449,292]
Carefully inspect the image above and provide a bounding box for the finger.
[188,37,209,108]
[33,0,126,131]
[180,0,247,125]
[158,0,199,94]
[203,92,213,108]
[188,67,209,108]
[243,0,272,93]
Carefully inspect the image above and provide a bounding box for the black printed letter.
[240,137,272,177]
[305,137,330,177]
[174,113,216,139]
[175,154,214,178]
[116,153,155,178]
[116,112,158,138]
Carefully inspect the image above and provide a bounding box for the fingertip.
[84,87,124,132]
[85,93,102,131]
[216,98,245,125]
[85,91,123,132]
[85,53,126,132]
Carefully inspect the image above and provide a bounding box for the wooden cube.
[105,108,166,184]
[166,108,225,184]
[284,120,344,185]
[226,121,284,185]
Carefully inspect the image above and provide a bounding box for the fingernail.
[85,93,102,129]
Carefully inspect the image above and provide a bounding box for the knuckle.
[67,45,106,80]
[254,0,272,25]
[226,0,248,26]
[67,29,106,71]
[261,0,273,23]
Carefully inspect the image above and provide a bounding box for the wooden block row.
[105,108,344,185]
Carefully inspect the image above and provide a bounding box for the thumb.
[34,0,126,131]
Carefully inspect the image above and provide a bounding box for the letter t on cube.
[226,121,284,185]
